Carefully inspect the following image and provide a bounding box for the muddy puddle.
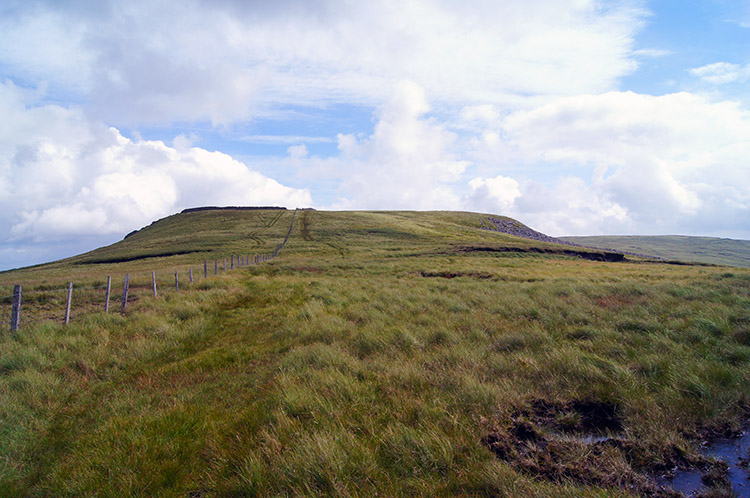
[656,431,750,497]
[482,399,749,498]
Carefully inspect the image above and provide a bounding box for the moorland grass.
[0,209,748,497]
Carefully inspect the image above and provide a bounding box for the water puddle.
[657,431,750,497]
[547,432,613,445]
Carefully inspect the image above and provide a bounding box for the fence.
[3,209,297,333]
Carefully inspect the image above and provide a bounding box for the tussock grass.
[0,210,748,496]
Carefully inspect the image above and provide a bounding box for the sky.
[0,0,748,270]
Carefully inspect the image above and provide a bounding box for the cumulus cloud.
[0,81,311,246]
[330,82,468,209]
[464,91,750,237]
[466,176,521,213]
[465,175,632,236]
[0,0,646,124]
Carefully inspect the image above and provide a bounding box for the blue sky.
[0,0,748,270]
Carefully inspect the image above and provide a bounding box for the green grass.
[561,234,750,268]
[0,209,749,497]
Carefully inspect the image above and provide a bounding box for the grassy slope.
[0,209,749,497]
[560,235,750,268]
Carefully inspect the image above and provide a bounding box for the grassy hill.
[560,235,750,268]
[1,209,749,497]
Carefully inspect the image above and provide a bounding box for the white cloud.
[689,62,750,85]
[0,81,312,245]
[0,0,647,124]
[466,176,521,213]
[287,144,309,160]
[464,91,750,237]
[330,82,468,210]
[632,48,672,58]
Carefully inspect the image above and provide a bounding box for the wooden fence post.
[189,269,193,283]
[121,274,130,313]
[152,271,157,297]
[105,276,111,313]
[204,260,208,278]
[10,284,21,332]
[215,260,218,275]
[175,271,179,291]
[223,258,226,271]
[64,282,73,325]
[231,255,234,269]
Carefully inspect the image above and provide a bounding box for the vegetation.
[1,209,748,497]
[561,235,750,268]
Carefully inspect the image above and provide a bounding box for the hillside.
[1,209,749,497]
[560,235,750,268]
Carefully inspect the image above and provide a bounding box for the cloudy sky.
[1,0,748,270]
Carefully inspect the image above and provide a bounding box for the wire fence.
[2,209,297,333]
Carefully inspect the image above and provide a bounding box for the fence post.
[64,282,73,325]
[175,271,179,291]
[105,276,111,313]
[204,260,207,278]
[215,260,218,275]
[121,274,130,313]
[189,269,194,283]
[231,255,234,269]
[152,271,157,297]
[10,285,21,332]
[223,258,226,271]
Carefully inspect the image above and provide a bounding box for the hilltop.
[1,209,749,497]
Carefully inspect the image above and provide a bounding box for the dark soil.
[458,245,626,262]
[481,217,655,260]
[419,271,494,279]
[77,250,204,264]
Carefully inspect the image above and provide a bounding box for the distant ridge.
[181,206,287,213]
[561,235,750,268]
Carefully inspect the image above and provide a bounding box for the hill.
[560,235,750,268]
[1,209,749,497]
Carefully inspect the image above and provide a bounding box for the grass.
[0,209,749,497]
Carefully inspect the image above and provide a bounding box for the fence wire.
[2,209,298,332]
